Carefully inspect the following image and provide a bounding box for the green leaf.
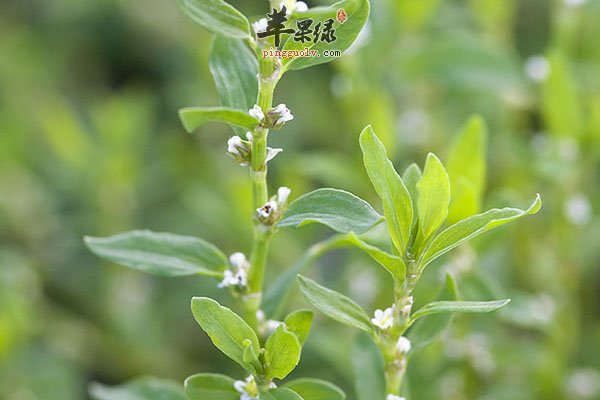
[178,0,251,39]
[184,373,239,400]
[209,36,258,135]
[420,194,542,270]
[416,153,450,244]
[260,388,305,400]
[402,163,422,225]
[265,325,302,380]
[409,299,510,324]
[285,379,345,400]
[84,230,228,277]
[297,275,373,333]
[345,232,406,282]
[89,377,186,400]
[352,332,386,400]
[279,188,383,234]
[243,339,264,375]
[284,310,313,345]
[282,0,370,71]
[191,297,260,370]
[179,107,259,133]
[407,273,458,352]
[359,125,413,254]
[446,115,487,224]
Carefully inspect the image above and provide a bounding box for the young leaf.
[178,0,251,39]
[84,230,227,277]
[243,339,264,375]
[191,297,260,370]
[278,188,383,234]
[282,0,370,71]
[345,232,406,282]
[209,36,258,135]
[184,373,239,400]
[420,194,542,270]
[408,273,459,352]
[416,153,450,243]
[297,275,373,333]
[284,310,314,345]
[284,378,345,400]
[260,388,305,400]
[90,377,186,400]
[446,115,487,224]
[352,332,386,400]
[179,107,259,133]
[402,163,422,224]
[265,325,302,380]
[359,126,413,254]
[409,299,510,324]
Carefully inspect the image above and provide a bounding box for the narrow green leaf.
[297,275,373,333]
[446,115,487,224]
[179,107,259,133]
[265,325,302,380]
[84,230,227,277]
[90,377,186,400]
[243,339,264,375]
[352,332,386,400]
[409,299,510,324]
[420,194,542,270]
[260,388,305,400]
[285,378,345,400]
[279,188,383,234]
[359,125,413,254]
[184,373,239,400]
[416,153,450,243]
[209,36,258,135]
[284,310,313,345]
[191,297,260,369]
[402,163,422,223]
[178,0,251,39]
[282,0,370,71]
[345,232,406,282]
[408,273,458,352]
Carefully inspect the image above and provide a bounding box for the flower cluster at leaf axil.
[256,186,291,226]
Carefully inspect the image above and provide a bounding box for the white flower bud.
[295,1,308,12]
[249,104,265,122]
[218,253,250,289]
[257,200,278,223]
[276,186,291,208]
[386,395,406,400]
[226,136,251,166]
[267,104,294,129]
[266,147,283,163]
[396,336,412,354]
[252,18,268,34]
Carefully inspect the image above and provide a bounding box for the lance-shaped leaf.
[297,275,373,333]
[446,115,487,224]
[284,310,313,345]
[352,332,386,400]
[84,230,227,277]
[209,36,258,135]
[408,273,458,352]
[359,126,413,254]
[409,299,510,325]
[416,153,450,244]
[191,297,260,370]
[260,388,305,400]
[402,163,422,226]
[285,379,345,400]
[184,373,239,400]
[420,194,542,270]
[90,377,186,400]
[279,188,383,234]
[178,0,251,39]
[345,232,405,282]
[282,0,370,71]
[243,339,264,375]
[265,325,302,380]
[179,107,259,133]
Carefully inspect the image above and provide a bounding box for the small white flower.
[276,186,291,207]
[249,105,265,122]
[525,55,550,82]
[230,252,250,271]
[226,136,251,166]
[267,319,281,331]
[386,395,406,400]
[295,1,308,12]
[218,253,250,288]
[372,306,394,330]
[401,296,413,316]
[252,18,268,34]
[227,136,244,156]
[234,376,259,400]
[396,336,412,354]
[266,147,283,163]
[268,104,294,128]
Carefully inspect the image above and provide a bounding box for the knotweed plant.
[83,0,541,399]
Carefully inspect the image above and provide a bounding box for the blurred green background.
[1,0,599,399]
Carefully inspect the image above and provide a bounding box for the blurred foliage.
[1,0,599,399]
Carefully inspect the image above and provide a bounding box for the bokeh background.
[1,0,599,399]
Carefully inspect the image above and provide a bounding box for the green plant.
[82,0,541,399]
